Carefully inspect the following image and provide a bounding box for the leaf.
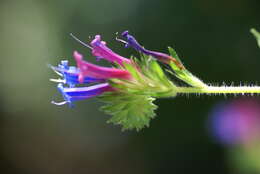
[150,60,165,79]
[149,59,173,87]
[250,28,260,48]
[123,61,143,83]
[168,47,183,64]
[99,92,158,131]
[167,48,206,88]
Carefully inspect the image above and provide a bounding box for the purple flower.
[50,60,104,87]
[209,99,260,145]
[120,31,184,69]
[52,83,114,106]
[90,35,131,66]
[51,34,138,107]
[73,51,132,83]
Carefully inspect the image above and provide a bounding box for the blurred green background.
[1,0,260,173]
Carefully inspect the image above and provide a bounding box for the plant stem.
[176,86,260,95]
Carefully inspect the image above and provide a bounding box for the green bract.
[100,93,157,131]
[251,28,260,48]
[99,55,177,131]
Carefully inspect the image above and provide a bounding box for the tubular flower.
[50,60,104,87]
[90,35,131,65]
[52,83,114,106]
[120,31,184,69]
[73,51,132,83]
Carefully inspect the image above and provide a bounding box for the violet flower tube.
[73,51,132,83]
[121,31,184,69]
[90,35,131,66]
[50,60,104,87]
[52,83,114,106]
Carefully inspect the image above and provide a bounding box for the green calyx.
[99,54,178,131]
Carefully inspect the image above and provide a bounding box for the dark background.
[1,0,260,173]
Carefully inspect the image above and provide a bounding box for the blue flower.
[50,60,105,87]
[52,83,114,106]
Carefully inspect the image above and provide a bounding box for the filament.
[51,100,68,106]
[70,33,93,50]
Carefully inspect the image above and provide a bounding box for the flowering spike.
[120,31,184,69]
[52,83,113,106]
[50,29,260,131]
[90,35,131,65]
[73,51,132,83]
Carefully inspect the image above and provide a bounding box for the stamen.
[115,37,128,45]
[115,31,129,48]
[70,33,93,50]
[51,100,68,106]
[48,64,63,76]
[50,78,66,83]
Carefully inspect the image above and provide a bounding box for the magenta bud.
[73,51,132,83]
[91,35,131,66]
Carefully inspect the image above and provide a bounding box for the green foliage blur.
[0,0,260,173]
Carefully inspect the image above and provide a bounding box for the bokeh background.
[1,0,260,173]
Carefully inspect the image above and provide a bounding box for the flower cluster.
[51,31,181,130]
[50,34,134,106]
[51,32,182,106]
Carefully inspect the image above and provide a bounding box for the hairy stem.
[176,86,260,95]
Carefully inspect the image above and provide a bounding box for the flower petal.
[52,83,113,106]
[73,51,132,83]
[50,60,104,87]
[121,31,184,68]
[90,35,131,65]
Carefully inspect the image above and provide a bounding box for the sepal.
[99,92,157,131]
[251,28,260,48]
